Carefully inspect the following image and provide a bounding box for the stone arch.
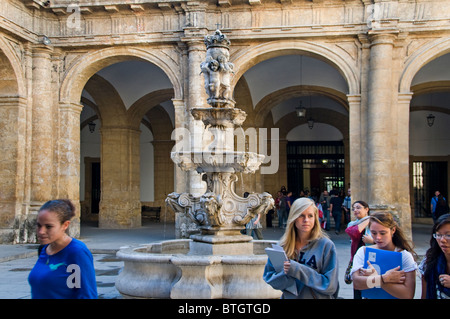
[409,81,450,116]
[276,108,348,140]
[399,37,450,93]
[60,46,182,105]
[128,88,174,130]
[0,37,28,243]
[0,36,25,97]
[230,40,359,96]
[411,80,450,95]
[254,85,348,127]
[83,74,127,126]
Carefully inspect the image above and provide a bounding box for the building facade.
[0,0,449,243]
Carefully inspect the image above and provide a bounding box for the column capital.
[398,92,413,102]
[59,102,83,114]
[346,94,361,104]
[183,38,206,51]
[368,32,398,46]
[172,98,186,108]
[32,45,54,57]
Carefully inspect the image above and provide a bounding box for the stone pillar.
[58,102,83,238]
[172,98,188,194]
[152,139,175,220]
[99,126,141,228]
[366,33,396,206]
[366,33,412,237]
[347,94,364,205]
[30,46,54,205]
[396,93,414,239]
[278,139,288,191]
[0,96,27,243]
[186,40,207,196]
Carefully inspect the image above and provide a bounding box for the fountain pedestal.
[115,30,280,299]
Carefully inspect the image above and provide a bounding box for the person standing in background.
[329,190,344,234]
[343,188,352,225]
[431,191,446,223]
[344,200,373,299]
[319,190,331,231]
[434,194,449,222]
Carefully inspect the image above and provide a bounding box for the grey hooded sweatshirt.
[263,236,339,299]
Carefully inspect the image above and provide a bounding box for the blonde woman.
[263,198,339,299]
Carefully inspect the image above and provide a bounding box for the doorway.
[287,141,345,199]
[91,162,101,215]
[82,157,101,223]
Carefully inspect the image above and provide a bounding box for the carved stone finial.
[204,29,231,49]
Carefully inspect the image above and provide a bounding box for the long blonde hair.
[279,197,328,259]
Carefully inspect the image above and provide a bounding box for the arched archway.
[232,47,353,202]
[0,38,27,243]
[403,49,450,222]
[59,48,180,229]
[399,38,450,93]
[60,46,182,104]
[230,40,359,96]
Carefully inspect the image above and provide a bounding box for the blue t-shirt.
[28,238,98,299]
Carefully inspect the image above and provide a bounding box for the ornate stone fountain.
[115,30,280,299]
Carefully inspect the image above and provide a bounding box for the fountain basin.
[115,239,282,299]
[191,107,245,127]
[171,151,265,174]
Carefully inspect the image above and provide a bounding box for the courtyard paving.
[0,222,430,299]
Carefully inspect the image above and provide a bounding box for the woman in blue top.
[28,199,98,299]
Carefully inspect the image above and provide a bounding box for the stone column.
[172,98,188,194]
[347,94,364,206]
[396,93,414,239]
[186,40,207,196]
[0,96,27,243]
[366,33,396,206]
[58,102,83,238]
[152,139,175,220]
[278,139,288,191]
[99,126,141,228]
[366,33,412,236]
[30,46,54,205]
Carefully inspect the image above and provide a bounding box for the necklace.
[45,235,71,264]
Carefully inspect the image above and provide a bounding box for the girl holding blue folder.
[351,212,417,299]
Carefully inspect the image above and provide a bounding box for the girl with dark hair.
[28,199,98,299]
[419,214,450,299]
[346,201,374,261]
[344,200,374,298]
[351,211,417,299]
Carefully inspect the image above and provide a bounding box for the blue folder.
[361,246,402,299]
